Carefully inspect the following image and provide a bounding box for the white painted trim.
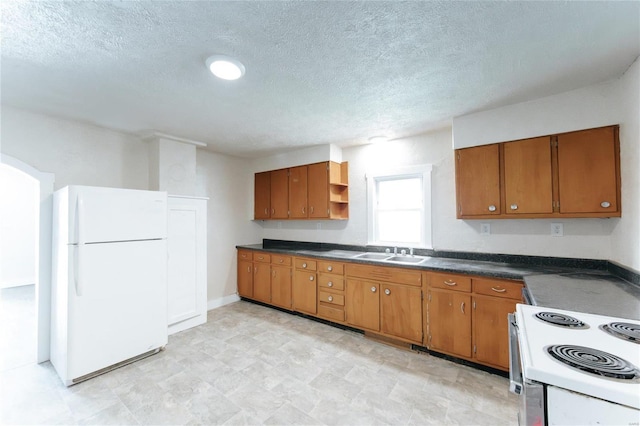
[1,155,55,363]
[139,131,207,147]
[366,164,433,249]
[168,194,209,200]
[207,294,241,311]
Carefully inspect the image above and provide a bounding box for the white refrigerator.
[51,185,168,385]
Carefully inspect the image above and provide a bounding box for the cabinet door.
[380,283,422,343]
[270,169,289,219]
[292,269,317,314]
[271,265,292,309]
[308,162,329,218]
[238,260,253,298]
[472,295,516,370]
[253,263,271,303]
[289,166,308,219]
[345,279,380,331]
[557,127,619,214]
[428,290,472,358]
[455,144,501,217]
[254,172,271,219]
[503,137,553,214]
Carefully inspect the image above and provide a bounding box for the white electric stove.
[509,304,640,425]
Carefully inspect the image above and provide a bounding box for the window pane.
[377,210,421,244]
[377,178,421,209]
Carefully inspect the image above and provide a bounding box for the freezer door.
[66,239,167,381]
[68,186,167,244]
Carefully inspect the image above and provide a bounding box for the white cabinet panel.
[167,196,207,334]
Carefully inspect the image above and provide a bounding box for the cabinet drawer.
[295,258,317,271]
[319,290,344,306]
[473,278,522,300]
[238,250,253,261]
[429,272,472,292]
[271,255,292,266]
[318,275,344,290]
[318,305,345,322]
[254,253,271,263]
[345,264,422,287]
[318,261,344,275]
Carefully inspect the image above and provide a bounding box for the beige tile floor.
[0,301,518,425]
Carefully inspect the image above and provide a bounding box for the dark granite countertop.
[237,240,640,320]
[523,271,640,320]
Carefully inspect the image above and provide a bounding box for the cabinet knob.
[327,295,333,302]
[327,282,333,287]
[510,204,518,210]
[309,276,314,281]
[247,266,251,273]
[371,286,377,293]
[302,263,307,268]
[601,201,611,208]
[327,266,333,272]
[279,259,283,263]
[488,205,496,212]
[310,206,314,214]
[384,288,391,295]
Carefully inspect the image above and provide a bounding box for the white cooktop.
[516,304,640,409]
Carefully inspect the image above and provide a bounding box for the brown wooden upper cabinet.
[455,125,620,219]
[455,144,501,217]
[254,161,349,220]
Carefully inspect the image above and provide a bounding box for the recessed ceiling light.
[205,55,245,80]
[368,136,388,144]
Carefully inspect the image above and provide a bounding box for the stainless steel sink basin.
[385,256,428,264]
[353,252,392,260]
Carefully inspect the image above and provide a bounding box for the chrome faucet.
[409,248,414,256]
[393,247,398,255]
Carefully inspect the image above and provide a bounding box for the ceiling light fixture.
[205,55,245,80]
[368,136,388,144]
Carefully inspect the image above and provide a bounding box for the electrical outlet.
[551,223,563,237]
[480,223,491,235]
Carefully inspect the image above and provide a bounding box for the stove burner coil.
[600,322,640,344]
[534,312,587,328]
[546,344,640,381]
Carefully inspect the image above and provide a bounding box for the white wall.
[0,107,149,190]
[0,165,38,288]
[196,150,261,303]
[610,59,640,271]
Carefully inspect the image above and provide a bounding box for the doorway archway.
[1,154,54,363]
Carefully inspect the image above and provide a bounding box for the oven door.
[509,313,546,426]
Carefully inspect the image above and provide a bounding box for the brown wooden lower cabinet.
[472,295,518,370]
[427,289,472,358]
[345,278,380,331]
[238,250,522,372]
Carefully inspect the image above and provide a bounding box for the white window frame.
[366,164,433,249]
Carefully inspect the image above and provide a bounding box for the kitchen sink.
[385,256,429,264]
[353,252,392,260]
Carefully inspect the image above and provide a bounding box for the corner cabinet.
[167,196,208,335]
[253,161,348,220]
[455,125,621,219]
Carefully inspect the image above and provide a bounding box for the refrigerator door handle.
[75,195,85,296]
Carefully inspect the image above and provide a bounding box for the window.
[366,165,432,248]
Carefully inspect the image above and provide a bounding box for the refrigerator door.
[66,239,167,382]
[68,186,167,244]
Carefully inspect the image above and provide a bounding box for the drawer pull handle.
[309,276,314,281]
[384,289,390,295]
[272,270,276,277]
[371,286,377,293]
[461,302,465,314]
[328,295,333,302]
[327,282,333,287]
[302,263,307,268]
[327,266,333,272]
[444,280,457,286]
[279,259,283,263]
[265,208,268,215]
[247,266,251,273]
[491,287,507,293]
[258,256,263,260]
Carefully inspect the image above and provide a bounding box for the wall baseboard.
[207,294,240,311]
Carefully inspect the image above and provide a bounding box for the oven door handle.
[508,313,523,395]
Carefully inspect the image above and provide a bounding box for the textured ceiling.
[1,1,639,158]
